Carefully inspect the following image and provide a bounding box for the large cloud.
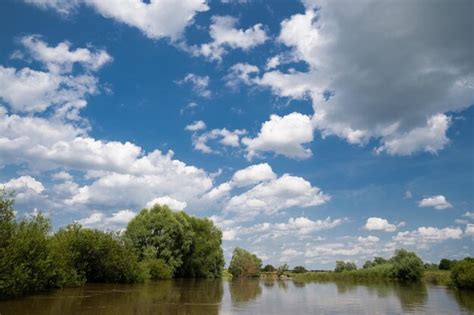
[25,0,209,40]
[250,0,474,155]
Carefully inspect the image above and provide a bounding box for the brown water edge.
[0,279,473,314]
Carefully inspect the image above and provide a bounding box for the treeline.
[0,191,224,299]
[227,246,474,289]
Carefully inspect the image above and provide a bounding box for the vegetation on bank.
[0,191,224,299]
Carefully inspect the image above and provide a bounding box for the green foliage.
[335,261,357,272]
[262,264,275,272]
[50,224,143,285]
[389,249,424,281]
[228,247,262,278]
[0,212,59,298]
[439,258,456,270]
[125,205,224,278]
[293,265,307,273]
[175,215,224,278]
[143,259,173,280]
[451,258,474,289]
[125,205,194,273]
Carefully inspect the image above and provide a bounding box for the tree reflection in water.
[229,279,262,304]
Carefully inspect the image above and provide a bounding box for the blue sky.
[0,0,473,269]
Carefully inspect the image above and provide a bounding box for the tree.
[389,249,424,281]
[277,264,289,277]
[228,248,262,278]
[335,261,357,272]
[439,258,456,270]
[293,265,307,273]
[363,260,374,269]
[175,215,224,278]
[262,264,275,272]
[451,258,474,289]
[125,205,194,274]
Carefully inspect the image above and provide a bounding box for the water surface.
[0,279,472,314]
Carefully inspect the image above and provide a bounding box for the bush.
[389,249,424,281]
[262,264,275,272]
[293,266,307,273]
[50,224,143,284]
[144,259,173,280]
[451,258,474,289]
[228,247,262,278]
[439,258,456,270]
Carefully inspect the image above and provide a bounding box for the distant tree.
[262,264,275,272]
[335,261,357,272]
[451,258,474,289]
[277,264,289,277]
[228,248,262,278]
[373,257,387,265]
[293,265,307,273]
[363,260,374,269]
[439,258,456,270]
[389,249,424,281]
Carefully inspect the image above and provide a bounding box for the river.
[0,279,472,314]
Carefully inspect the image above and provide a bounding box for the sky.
[0,0,473,269]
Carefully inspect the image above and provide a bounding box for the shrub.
[144,259,173,280]
[451,258,474,289]
[262,264,275,272]
[439,258,456,270]
[389,249,424,281]
[335,261,357,272]
[228,247,262,277]
[293,266,307,273]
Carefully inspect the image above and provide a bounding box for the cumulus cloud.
[242,112,314,159]
[191,15,267,61]
[145,196,187,211]
[364,217,397,232]
[463,212,474,220]
[185,120,207,132]
[225,174,329,219]
[177,74,211,98]
[25,0,209,40]
[77,209,136,229]
[231,163,276,187]
[466,224,474,236]
[418,195,453,210]
[248,0,474,155]
[1,176,45,203]
[191,128,247,154]
[393,226,463,246]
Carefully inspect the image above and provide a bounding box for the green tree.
[262,264,275,272]
[228,248,262,278]
[389,249,424,281]
[335,261,357,272]
[439,258,456,270]
[176,215,224,278]
[363,260,374,269]
[293,265,307,273]
[51,224,143,284]
[125,205,194,274]
[451,258,474,289]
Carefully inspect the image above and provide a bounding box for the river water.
[0,279,472,314]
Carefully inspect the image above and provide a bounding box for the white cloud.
[185,120,206,132]
[192,128,247,154]
[225,63,259,88]
[19,35,112,74]
[463,212,474,220]
[393,226,463,246]
[25,0,209,41]
[145,196,187,211]
[51,171,73,181]
[178,74,211,98]
[466,224,474,236]
[225,174,329,219]
[77,209,136,229]
[357,235,380,243]
[192,15,267,61]
[242,112,313,159]
[231,163,276,187]
[364,217,397,232]
[249,0,474,155]
[418,195,453,210]
[1,176,46,204]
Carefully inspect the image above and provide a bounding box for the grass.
[422,270,452,286]
[222,269,233,279]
